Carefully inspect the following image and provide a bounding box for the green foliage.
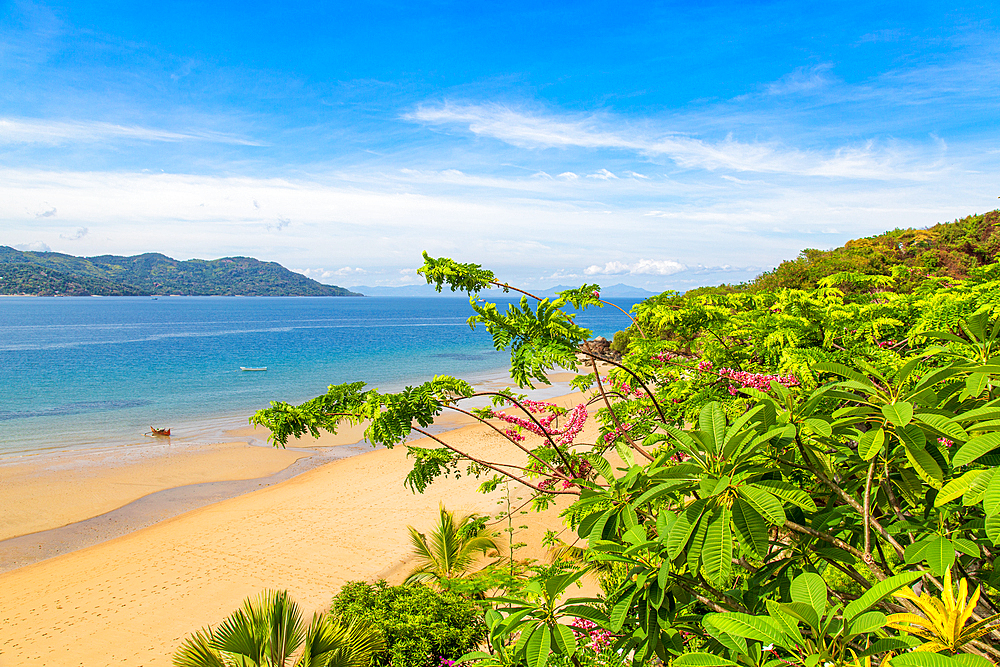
[173,589,384,667]
[405,504,504,588]
[331,581,487,667]
[0,245,360,296]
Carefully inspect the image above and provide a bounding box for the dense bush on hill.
[748,209,1000,292]
[0,246,361,296]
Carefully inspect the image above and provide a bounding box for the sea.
[0,295,643,457]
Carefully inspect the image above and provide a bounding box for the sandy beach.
[0,387,600,666]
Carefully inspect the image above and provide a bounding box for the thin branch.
[818,554,873,590]
[410,426,580,496]
[589,354,654,462]
[443,405,564,477]
[580,350,669,423]
[489,280,544,301]
[864,458,877,561]
[597,299,646,339]
[465,392,576,473]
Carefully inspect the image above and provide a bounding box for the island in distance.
[0,246,362,296]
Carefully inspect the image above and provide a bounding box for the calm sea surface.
[0,296,642,456]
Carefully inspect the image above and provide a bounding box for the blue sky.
[1,1,998,290]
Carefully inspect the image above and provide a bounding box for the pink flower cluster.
[654,351,680,363]
[600,421,633,445]
[717,368,799,395]
[538,460,594,490]
[611,379,645,397]
[570,618,612,651]
[698,360,714,371]
[877,340,898,348]
[938,437,954,448]
[495,401,589,446]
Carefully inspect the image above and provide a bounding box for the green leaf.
[737,486,786,525]
[914,413,969,442]
[843,571,923,620]
[953,431,1000,467]
[732,498,768,559]
[703,506,733,586]
[903,537,934,564]
[935,470,986,506]
[896,423,927,450]
[774,601,818,631]
[926,536,956,576]
[525,624,550,667]
[881,402,914,428]
[986,514,1000,545]
[858,428,886,461]
[847,610,886,636]
[984,472,1000,515]
[953,537,980,558]
[551,624,577,656]
[667,500,708,559]
[790,572,828,621]
[891,654,984,667]
[609,587,638,632]
[672,654,739,667]
[750,480,818,512]
[707,614,792,649]
[901,437,944,489]
[700,402,727,455]
[965,468,996,506]
[803,418,832,438]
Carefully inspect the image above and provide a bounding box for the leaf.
[732,498,768,559]
[914,413,969,442]
[986,514,1000,545]
[524,624,550,667]
[737,486,786,525]
[891,654,983,667]
[848,610,887,636]
[703,506,733,587]
[803,418,832,438]
[953,431,1000,467]
[903,537,934,564]
[790,572,828,621]
[667,499,707,559]
[707,614,792,649]
[925,536,956,576]
[882,402,914,428]
[953,537,980,558]
[984,472,1000,515]
[774,601,818,630]
[700,402,727,455]
[672,654,739,667]
[843,571,923,620]
[858,427,886,461]
[901,438,944,489]
[750,480,818,512]
[551,624,577,656]
[935,470,986,506]
[609,587,637,632]
[965,468,996,506]
[896,423,927,450]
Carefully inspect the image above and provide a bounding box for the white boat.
[240,366,267,371]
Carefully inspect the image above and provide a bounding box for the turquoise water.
[0,296,641,456]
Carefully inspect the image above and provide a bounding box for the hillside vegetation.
[0,247,361,296]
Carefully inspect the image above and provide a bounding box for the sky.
[1,1,998,290]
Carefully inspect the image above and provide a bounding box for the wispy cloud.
[0,118,263,146]
[585,259,686,276]
[407,102,943,179]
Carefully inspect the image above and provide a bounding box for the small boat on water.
[148,426,171,436]
[240,366,267,371]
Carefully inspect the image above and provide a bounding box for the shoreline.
[0,384,601,665]
[0,371,583,567]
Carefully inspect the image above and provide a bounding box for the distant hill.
[743,209,1000,292]
[0,247,361,296]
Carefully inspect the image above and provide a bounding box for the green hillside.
[0,247,361,296]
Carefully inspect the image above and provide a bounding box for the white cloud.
[14,242,51,252]
[266,217,290,232]
[407,102,946,179]
[585,259,686,276]
[59,226,88,240]
[587,169,618,180]
[0,117,261,146]
[36,206,57,218]
[334,266,366,276]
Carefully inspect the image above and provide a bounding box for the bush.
[331,581,486,667]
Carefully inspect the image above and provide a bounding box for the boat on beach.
[240,367,267,371]
[147,426,171,436]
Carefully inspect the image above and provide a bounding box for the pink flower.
[717,368,799,393]
[698,360,714,372]
[938,437,954,448]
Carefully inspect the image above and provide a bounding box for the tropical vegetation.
[404,504,504,588]
[241,211,1000,667]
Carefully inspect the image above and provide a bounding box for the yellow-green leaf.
[859,428,886,461]
[935,470,986,506]
[882,402,914,428]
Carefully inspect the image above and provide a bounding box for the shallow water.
[0,295,640,456]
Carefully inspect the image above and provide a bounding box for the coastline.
[0,385,601,665]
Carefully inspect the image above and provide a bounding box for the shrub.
[331,581,486,667]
